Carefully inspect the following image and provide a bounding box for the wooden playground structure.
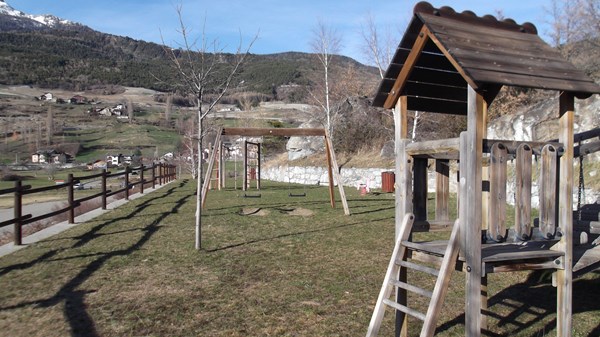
[367,2,600,336]
[202,127,350,215]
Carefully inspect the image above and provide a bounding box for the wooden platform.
[403,240,600,275]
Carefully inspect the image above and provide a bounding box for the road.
[0,200,67,235]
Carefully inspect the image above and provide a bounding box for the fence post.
[125,166,130,200]
[14,180,22,245]
[102,169,107,210]
[140,165,145,194]
[68,174,75,224]
[159,163,163,185]
[152,163,156,189]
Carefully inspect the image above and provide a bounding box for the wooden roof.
[373,1,600,114]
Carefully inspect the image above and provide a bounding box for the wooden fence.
[0,163,176,245]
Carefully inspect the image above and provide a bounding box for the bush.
[0,174,32,181]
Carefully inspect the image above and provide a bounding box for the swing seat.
[288,192,307,197]
[244,193,261,198]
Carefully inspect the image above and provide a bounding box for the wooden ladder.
[201,128,223,208]
[366,214,461,337]
[209,146,221,191]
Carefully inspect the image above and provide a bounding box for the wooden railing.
[406,136,565,241]
[483,139,562,242]
[0,163,176,245]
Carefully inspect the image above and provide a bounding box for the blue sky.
[12,0,552,64]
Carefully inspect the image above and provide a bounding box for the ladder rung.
[389,279,433,298]
[396,260,439,277]
[382,299,426,321]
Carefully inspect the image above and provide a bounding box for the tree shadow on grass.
[0,179,192,337]
[434,271,600,336]
[205,214,393,253]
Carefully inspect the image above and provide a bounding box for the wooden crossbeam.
[222,127,325,137]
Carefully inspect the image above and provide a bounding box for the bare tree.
[546,0,600,56]
[309,18,342,138]
[127,98,134,123]
[164,93,173,127]
[44,163,57,181]
[162,5,257,250]
[361,13,396,79]
[360,14,423,141]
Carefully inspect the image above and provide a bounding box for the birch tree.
[361,13,396,79]
[309,18,342,139]
[162,5,257,250]
[360,14,421,141]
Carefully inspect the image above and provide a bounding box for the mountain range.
[0,0,80,30]
[0,0,377,99]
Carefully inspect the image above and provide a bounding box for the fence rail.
[0,163,176,245]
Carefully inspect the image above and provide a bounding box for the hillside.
[0,27,377,98]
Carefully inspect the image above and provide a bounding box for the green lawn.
[0,178,598,336]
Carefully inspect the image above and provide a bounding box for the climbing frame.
[370,2,600,336]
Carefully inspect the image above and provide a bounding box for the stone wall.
[263,165,599,207]
[262,165,394,190]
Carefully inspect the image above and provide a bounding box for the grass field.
[0,177,598,336]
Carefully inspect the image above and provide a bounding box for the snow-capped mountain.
[0,0,78,30]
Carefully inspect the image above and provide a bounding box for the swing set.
[201,127,350,215]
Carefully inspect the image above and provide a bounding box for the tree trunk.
[411,111,420,141]
[195,101,203,250]
[324,57,332,138]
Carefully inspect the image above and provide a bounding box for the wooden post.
[395,96,411,238]
[14,180,22,245]
[125,166,130,200]
[464,85,485,337]
[243,140,248,191]
[540,144,558,238]
[395,96,410,337]
[488,143,508,241]
[140,165,145,194]
[324,131,350,215]
[150,164,155,189]
[102,169,107,210]
[257,143,262,190]
[556,91,574,337]
[413,158,428,221]
[325,136,336,208]
[68,174,75,224]
[157,163,161,185]
[435,159,450,221]
[223,147,227,188]
[515,144,532,240]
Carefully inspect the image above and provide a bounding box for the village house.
[98,107,113,116]
[31,149,72,164]
[90,104,127,117]
[69,95,88,104]
[39,93,53,101]
[87,160,107,170]
[106,154,123,167]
